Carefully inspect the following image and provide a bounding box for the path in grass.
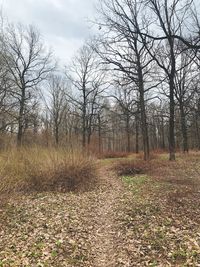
[90,166,128,267]
[0,164,130,267]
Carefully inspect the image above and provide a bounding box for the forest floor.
[0,152,200,266]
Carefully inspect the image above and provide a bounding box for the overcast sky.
[0,0,98,65]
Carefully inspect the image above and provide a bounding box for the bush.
[98,151,130,159]
[113,160,149,176]
[0,147,97,196]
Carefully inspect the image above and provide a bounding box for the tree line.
[0,0,200,160]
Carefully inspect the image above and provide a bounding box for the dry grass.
[0,147,97,197]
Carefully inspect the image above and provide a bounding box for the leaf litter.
[0,154,200,266]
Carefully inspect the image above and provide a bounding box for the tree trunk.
[169,39,176,161]
[126,114,131,152]
[161,116,165,149]
[195,113,200,150]
[180,103,188,152]
[87,129,91,147]
[135,113,139,153]
[138,76,149,160]
[55,125,59,146]
[17,88,25,147]
[169,78,176,160]
[140,99,149,160]
[98,115,102,154]
[136,45,149,160]
[17,118,23,146]
[82,105,86,149]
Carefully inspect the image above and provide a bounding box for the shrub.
[98,151,130,159]
[0,147,97,196]
[113,160,149,176]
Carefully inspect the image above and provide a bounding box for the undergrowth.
[97,151,130,159]
[0,147,97,198]
[113,160,149,176]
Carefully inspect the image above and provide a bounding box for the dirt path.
[90,166,127,267]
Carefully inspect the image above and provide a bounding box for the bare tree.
[111,81,138,152]
[66,42,107,149]
[95,0,158,159]
[137,0,197,159]
[174,49,199,152]
[46,75,67,145]
[1,23,55,146]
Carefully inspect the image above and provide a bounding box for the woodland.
[0,0,200,266]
